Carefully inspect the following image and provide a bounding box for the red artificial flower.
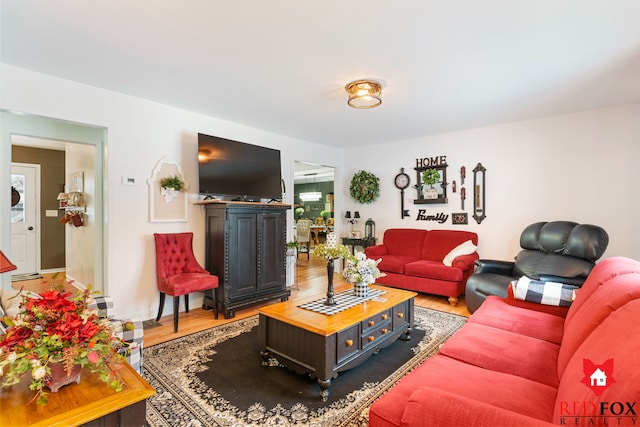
[87,351,100,364]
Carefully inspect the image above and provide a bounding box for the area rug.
[143,306,466,427]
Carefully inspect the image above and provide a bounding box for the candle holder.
[324,259,337,306]
[310,243,350,307]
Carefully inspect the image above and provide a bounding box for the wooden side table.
[341,237,377,255]
[0,362,154,427]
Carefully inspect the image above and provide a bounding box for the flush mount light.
[345,79,382,109]
[300,191,322,201]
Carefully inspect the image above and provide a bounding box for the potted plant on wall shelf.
[159,175,185,203]
[286,240,298,256]
[421,168,440,200]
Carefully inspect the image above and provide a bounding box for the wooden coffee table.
[257,284,416,400]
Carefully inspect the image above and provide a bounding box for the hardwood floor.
[143,256,471,347]
[11,257,471,348]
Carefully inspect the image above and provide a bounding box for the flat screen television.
[197,133,282,202]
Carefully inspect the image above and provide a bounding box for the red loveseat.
[369,256,640,427]
[364,228,478,305]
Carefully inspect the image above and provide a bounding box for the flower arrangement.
[341,251,385,285]
[0,285,127,405]
[311,243,350,260]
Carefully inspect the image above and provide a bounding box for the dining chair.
[296,219,312,260]
[153,232,219,332]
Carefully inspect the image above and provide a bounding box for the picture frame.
[452,213,468,225]
[68,171,84,192]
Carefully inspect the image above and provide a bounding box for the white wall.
[65,142,95,287]
[343,104,640,262]
[1,65,344,320]
[2,64,638,319]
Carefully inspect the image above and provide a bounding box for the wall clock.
[394,168,410,219]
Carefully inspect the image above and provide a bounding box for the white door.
[11,163,40,276]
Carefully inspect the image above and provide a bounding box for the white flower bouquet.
[340,251,385,285]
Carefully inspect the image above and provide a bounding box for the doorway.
[293,161,335,245]
[1,110,106,293]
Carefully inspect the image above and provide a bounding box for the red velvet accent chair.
[153,232,218,332]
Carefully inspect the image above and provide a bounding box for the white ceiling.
[2,1,640,148]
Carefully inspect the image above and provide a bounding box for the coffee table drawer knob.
[382,314,388,320]
[368,335,375,342]
[368,320,375,327]
[346,339,354,347]
[397,312,404,319]
[382,328,388,334]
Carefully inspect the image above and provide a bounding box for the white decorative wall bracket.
[147,156,189,222]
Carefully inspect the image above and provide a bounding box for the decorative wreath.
[349,170,380,204]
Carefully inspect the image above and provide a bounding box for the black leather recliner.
[465,221,609,313]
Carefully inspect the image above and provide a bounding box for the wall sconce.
[299,191,322,202]
[345,211,360,224]
[345,80,382,109]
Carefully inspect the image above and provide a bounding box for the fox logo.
[581,359,616,396]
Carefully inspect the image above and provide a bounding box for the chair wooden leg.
[156,292,166,321]
[173,296,180,333]
[213,288,219,319]
[184,294,190,313]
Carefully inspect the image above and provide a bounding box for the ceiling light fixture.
[300,191,322,201]
[345,79,382,109]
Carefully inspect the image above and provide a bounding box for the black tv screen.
[198,133,282,201]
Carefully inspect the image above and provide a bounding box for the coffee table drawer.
[361,309,392,335]
[336,325,360,363]
[392,301,411,329]
[361,324,393,349]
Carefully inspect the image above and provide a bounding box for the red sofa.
[369,256,640,427]
[364,228,478,305]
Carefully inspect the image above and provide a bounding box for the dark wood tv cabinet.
[197,201,291,318]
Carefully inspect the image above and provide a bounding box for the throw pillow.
[0,288,41,317]
[442,240,477,267]
[513,276,578,307]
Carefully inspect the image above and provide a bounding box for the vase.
[45,362,82,393]
[424,187,438,199]
[160,186,179,203]
[353,281,369,298]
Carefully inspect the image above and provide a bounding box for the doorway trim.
[1,110,107,293]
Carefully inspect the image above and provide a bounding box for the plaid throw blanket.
[513,276,578,307]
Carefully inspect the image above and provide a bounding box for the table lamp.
[0,250,17,274]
